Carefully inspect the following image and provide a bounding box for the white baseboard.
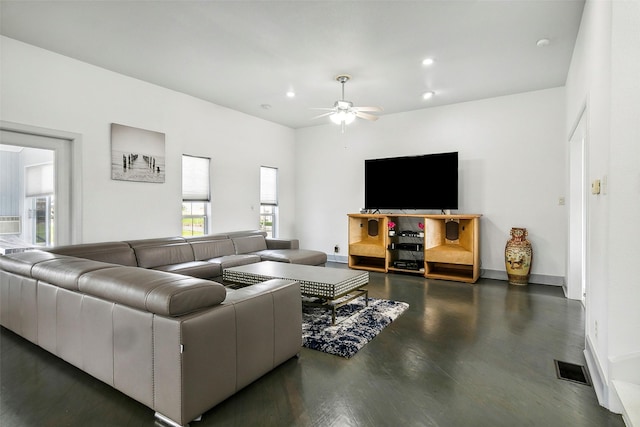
[327,254,348,263]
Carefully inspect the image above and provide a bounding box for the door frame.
[0,121,82,245]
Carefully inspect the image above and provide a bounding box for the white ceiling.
[0,0,585,129]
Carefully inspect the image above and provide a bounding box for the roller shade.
[182,155,210,201]
[25,163,54,197]
[260,166,278,205]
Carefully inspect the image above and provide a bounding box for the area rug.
[302,297,409,358]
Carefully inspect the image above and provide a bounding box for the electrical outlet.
[334,244,340,253]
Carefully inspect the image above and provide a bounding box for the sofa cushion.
[232,235,267,254]
[78,266,226,316]
[190,239,235,261]
[153,261,222,279]
[207,254,262,269]
[134,243,195,269]
[254,249,327,266]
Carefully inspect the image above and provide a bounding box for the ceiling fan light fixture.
[344,111,356,124]
[330,112,343,125]
[311,73,381,129]
[330,110,356,125]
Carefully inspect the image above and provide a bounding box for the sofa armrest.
[266,238,299,250]
[152,279,301,426]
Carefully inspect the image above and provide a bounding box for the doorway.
[0,122,82,248]
[567,110,588,304]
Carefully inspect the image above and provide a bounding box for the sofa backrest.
[31,258,116,291]
[0,250,227,317]
[184,233,229,242]
[0,250,62,276]
[46,242,138,266]
[134,242,195,269]
[190,239,235,261]
[78,266,226,316]
[226,230,268,239]
[232,235,268,254]
[126,237,186,248]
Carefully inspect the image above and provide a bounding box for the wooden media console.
[348,213,481,283]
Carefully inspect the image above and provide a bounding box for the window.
[260,166,278,238]
[182,155,210,237]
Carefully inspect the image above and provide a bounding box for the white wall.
[0,36,296,242]
[295,87,567,282]
[565,0,640,414]
[609,0,640,366]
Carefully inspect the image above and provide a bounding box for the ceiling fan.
[313,74,382,131]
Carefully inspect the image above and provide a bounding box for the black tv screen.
[364,152,458,210]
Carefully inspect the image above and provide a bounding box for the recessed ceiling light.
[536,38,550,48]
[422,91,435,100]
[286,91,295,98]
[422,58,435,66]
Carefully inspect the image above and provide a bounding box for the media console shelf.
[348,213,481,283]
[348,214,388,272]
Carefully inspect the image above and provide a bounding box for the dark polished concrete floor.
[1,263,625,427]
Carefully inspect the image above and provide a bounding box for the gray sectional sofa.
[0,230,327,426]
[47,230,327,278]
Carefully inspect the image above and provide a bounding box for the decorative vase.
[505,227,532,285]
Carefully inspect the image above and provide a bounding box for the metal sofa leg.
[155,411,201,427]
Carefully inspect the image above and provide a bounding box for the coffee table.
[223,261,369,324]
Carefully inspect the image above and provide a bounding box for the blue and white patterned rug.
[302,297,409,358]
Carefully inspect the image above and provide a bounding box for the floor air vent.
[554,360,591,386]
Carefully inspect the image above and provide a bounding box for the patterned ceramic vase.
[505,227,532,285]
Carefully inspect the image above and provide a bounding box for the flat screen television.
[364,151,458,210]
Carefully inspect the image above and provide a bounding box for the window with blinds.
[260,166,278,238]
[182,155,210,201]
[182,155,210,236]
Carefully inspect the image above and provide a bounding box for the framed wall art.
[111,123,165,183]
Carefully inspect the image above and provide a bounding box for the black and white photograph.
[110,123,165,183]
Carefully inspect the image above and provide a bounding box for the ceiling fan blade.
[310,107,336,111]
[355,111,379,121]
[352,106,383,112]
[311,112,334,120]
